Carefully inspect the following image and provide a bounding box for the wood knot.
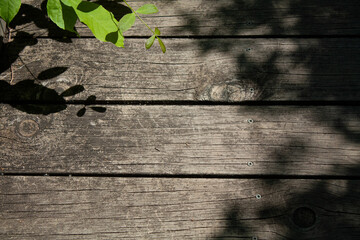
[18,119,40,137]
[292,207,316,229]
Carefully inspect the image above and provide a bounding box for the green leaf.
[62,0,124,47]
[146,35,155,49]
[154,27,160,36]
[60,0,81,7]
[118,13,135,32]
[0,0,21,24]
[158,37,166,53]
[136,4,158,15]
[47,0,78,33]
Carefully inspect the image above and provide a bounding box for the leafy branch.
[0,0,166,52]
[121,1,166,53]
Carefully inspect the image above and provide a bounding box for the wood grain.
[0,104,359,176]
[0,176,359,239]
[12,0,360,37]
[1,38,360,101]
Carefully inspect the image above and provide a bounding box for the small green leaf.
[155,27,160,36]
[118,13,135,32]
[47,0,78,33]
[0,0,21,24]
[158,38,166,53]
[146,35,156,49]
[136,4,158,15]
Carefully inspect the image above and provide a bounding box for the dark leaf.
[77,107,86,117]
[85,95,96,105]
[60,85,85,97]
[90,107,107,113]
[37,67,68,80]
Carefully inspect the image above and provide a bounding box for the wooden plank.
[12,0,360,37]
[0,176,359,239]
[0,104,359,176]
[1,38,360,101]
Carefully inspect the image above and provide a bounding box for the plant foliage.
[0,0,21,24]
[0,0,166,52]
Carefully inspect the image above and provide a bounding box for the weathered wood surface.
[1,38,360,101]
[1,1,359,238]
[12,0,360,37]
[1,104,359,175]
[0,176,359,239]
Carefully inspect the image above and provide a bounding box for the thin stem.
[122,0,156,36]
[7,26,14,85]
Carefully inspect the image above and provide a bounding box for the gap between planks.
[2,172,360,180]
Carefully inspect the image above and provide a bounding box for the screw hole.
[247,119,254,124]
[256,194,262,199]
[247,162,254,166]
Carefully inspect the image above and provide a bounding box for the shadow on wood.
[182,1,360,238]
[184,0,360,101]
[211,173,360,239]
